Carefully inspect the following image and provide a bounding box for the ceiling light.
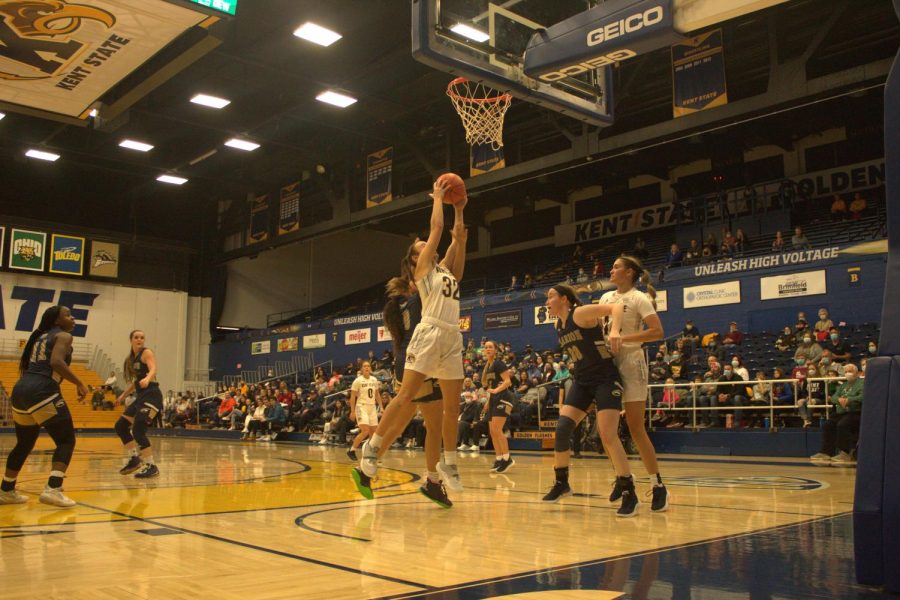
[190,93,231,109]
[0,112,5,120]
[26,149,59,161]
[293,22,342,46]
[89,108,98,118]
[217,326,241,331]
[157,174,188,185]
[316,90,357,108]
[450,23,490,42]
[224,138,260,151]
[120,139,154,152]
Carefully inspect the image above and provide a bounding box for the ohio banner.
[49,234,86,275]
[0,0,211,119]
[672,29,727,118]
[89,241,120,278]
[9,229,46,272]
[248,194,270,244]
[366,147,393,208]
[470,143,505,177]
[278,182,300,235]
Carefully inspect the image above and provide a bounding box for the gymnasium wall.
[208,250,886,378]
[0,273,190,392]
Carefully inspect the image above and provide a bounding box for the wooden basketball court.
[0,435,873,598]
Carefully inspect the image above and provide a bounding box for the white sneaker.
[831,451,855,466]
[360,440,379,478]
[457,444,467,451]
[39,486,76,508]
[437,461,463,492]
[0,489,28,504]
[469,444,480,452]
[318,438,329,445]
[810,452,831,461]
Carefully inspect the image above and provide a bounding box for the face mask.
[672,354,680,360]
[869,345,876,353]
[724,369,733,376]
[656,355,663,361]
[862,364,867,372]
[709,341,717,348]
[846,373,858,382]
[796,358,806,366]
[830,334,839,342]
[731,360,739,368]
[803,337,811,344]
[821,358,831,365]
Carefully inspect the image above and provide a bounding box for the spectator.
[520,376,546,424]
[721,334,738,357]
[818,350,844,376]
[726,321,744,345]
[665,243,684,268]
[682,319,701,355]
[668,350,686,381]
[771,231,786,252]
[704,334,724,363]
[575,267,588,283]
[103,371,119,395]
[633,237,648,260]
[793,319,811,345]
[717,363,748,427]
[864,341,878,359]
[91,385,105,410]
[720,231,736,258]
[831,194,848,220]
[457,391,482,451]
[795,333,823,364]
[654,378,684,428]
[703,232,718,255]
[259,397,286,441]
[814,309,834,341]
[810,364,863,464]
[522,273,534,288]
[649,351,670,387]
[791,226,811,250]
[572,244,584,262]
[730,355,749,381]
[684,240,702,264]
[216,393,238,428]
[591,259,605,279]
[849,192,867,220]
[860,358,868,378]
[749,370,771,427]
[734,229,749,254]
[293,390,324,432]
[775,326,796,352]
[770,367,796,415]
[826,327,852,363]
[697,364,721,427]
[508,275,520,291]
[322,398,351,445]
[242,402,267,441]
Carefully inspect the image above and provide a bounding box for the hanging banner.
[683,281,740,309]
[760,270,827,301]
[366,147,393,208]
[277,337,298,352]
[89,241,120,278]
[278,182,300,235]
[248,194,269,244]
[9,229,46,272]
[470,143,505,177]
[672,29,727,118]
[49,234,86,276]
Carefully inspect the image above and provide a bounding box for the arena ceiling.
[0,0,897,246]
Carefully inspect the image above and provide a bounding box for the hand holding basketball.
[436,172,467,206]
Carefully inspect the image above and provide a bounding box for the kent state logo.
[92,248,116,268]
[0,0,115,81]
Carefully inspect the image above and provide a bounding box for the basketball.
[437,172,466,205]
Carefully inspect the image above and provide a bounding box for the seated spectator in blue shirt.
[665,243,684,268]
[261,397,286,440]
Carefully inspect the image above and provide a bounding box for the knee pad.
[132,417,151,450]
[554,416,577,453]
[115,416,134,444]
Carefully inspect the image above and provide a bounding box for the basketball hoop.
[447,77,512,151]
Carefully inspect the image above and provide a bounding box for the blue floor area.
[403,513,893,599]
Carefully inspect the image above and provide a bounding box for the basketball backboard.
[412,0,615,126]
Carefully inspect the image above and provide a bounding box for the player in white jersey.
[599,255,669,512]
[355,179,467,507]
[347,361,384,460]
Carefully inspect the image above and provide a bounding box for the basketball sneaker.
[650,484,669,512]
[542,481,572,503]
[468,444,480,452]
[809,452,831,461]
[419,478,452,509]
[830,451,855,466]
[437,461,463,492]
[347,449,358,461]
[0,489,28,504]
[617,484,639,518]
[495,458,515,474]
[609,477,625,503]
[119,455,142,475]
[351,467,374,500]
[360,441,379,478]
[39,486,76,508]
[490,459,501,472]
[135,463,160,479]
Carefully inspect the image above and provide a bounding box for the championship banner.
[0,0,210,119]
[278,182,300,235]
[250,340,270,355]
[277,337,298,352]
[366,147,393,208]
[470,143,505,177]
[484,309,522,330]
[248,194,270,244]
[760,270,826,301]
[49,234,85,276]
[534,305,557,326]
[459,314,472,333]
[303,333,326,349]
[683,281,740,309]
[89,241,120,278]
[9,229,46,272]
[672,29,727,118]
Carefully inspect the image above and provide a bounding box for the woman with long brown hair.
[113,330,163,479]
[482,340,515,473]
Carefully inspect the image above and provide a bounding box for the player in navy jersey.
[0,305,87,507]
[541,284,641,517]
[482,340,515,473]
[113,330,163,478]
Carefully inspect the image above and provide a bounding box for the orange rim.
[447,76,512,104]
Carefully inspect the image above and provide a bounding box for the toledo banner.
[0,0,210,119]
[248,194,270,244]
[9,229,46,272]
[89,241,120,278]
[470,143,505,177]
[366,147,393,208]
[278,182,300,235]
[672,29,727,118]
[49,234,85,275]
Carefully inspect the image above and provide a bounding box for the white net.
[447,78,512,151]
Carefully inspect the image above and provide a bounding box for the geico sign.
[539,49,636,82]
[586,6,664,47]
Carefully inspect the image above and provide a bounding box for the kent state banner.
[470,143,505,177]
[248,194,270,244]
[366,147,393,208]
[672,29,727,118]
[49,234,85,276]
[278,182,300,235]
[89,240,119,278]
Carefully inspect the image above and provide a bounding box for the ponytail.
[19,305,63,374]
[620,254,657,309]
[640,270,658,310]
[384,276,412,356]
